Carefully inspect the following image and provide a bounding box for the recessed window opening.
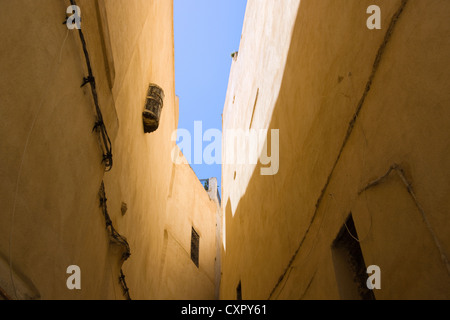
[236,281,242,300]
[191,227,200,268]
[331,214,375,300]
[249,88,259,129]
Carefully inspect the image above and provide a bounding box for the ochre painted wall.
[221,0,450,300]
[0,0,217,300]
[162,151,218,300]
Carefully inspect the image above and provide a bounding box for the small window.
[332,214,375,300]
[191,227,200,268]
[236,281,242,300]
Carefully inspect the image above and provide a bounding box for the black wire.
[69,0,113,172]
[99,182,131,299]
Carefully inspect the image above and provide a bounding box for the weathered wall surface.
[0,0,217,300]
[222,0,300,220]
[0,0,113,300]
[221,0,450,300]
[100,0,177,300]
[161,152,218,300]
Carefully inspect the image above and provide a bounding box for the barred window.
[191,227,200,268]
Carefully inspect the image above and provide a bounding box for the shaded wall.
[162,154,218,300]
[0,0,216,300]
[221,0,450,300]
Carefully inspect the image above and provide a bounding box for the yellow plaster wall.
[161,150,218,300]
[0,0,217,300]
[221,0,450,300]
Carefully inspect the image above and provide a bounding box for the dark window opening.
[331,214,375,300]
[191,227,200,268]
[236,281,242,300]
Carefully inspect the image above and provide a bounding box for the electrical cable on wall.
[68,0,113,171]
[99,183,131,261]
[119,269,131,300]
[67,0,133,299]
[99,182,132,300]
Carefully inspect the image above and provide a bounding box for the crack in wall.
[299,269,318,300]
[267,0,410,300]
[359,164,450,277]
